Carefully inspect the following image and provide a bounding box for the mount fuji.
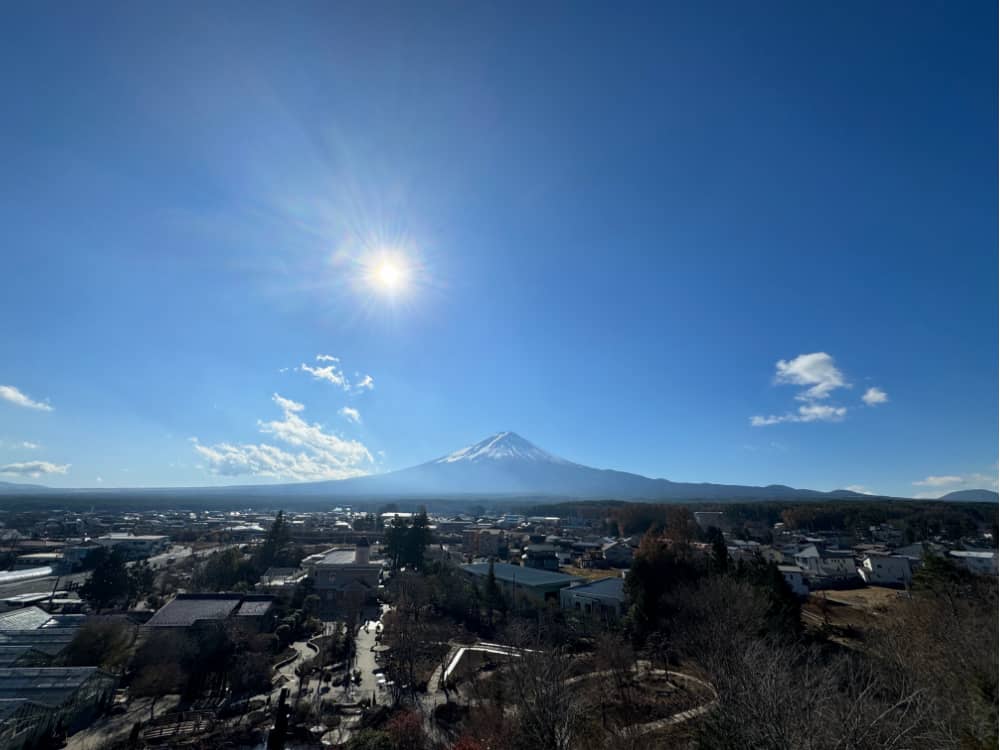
[263,431,870,501]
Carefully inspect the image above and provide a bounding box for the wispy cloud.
[862,387,888,406]
[191,393,373,481]
[294,355,374,393]
[912,475,964,487]
[339,406,361,423]
[0,440,41,450]
[298,361,349,389]
[0,385,53,412]
[751,403,847,426]
[0,460,69,477]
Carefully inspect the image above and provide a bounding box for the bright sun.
[360,249,417,299]
[376,260,403,289]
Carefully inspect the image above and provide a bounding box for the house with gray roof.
[559,577,626,620]
[460,562,582,604]
[144,594,275,631]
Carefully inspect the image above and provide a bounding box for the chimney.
[355,537,370,564]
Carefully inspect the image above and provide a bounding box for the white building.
[857,555,912,587]
[948,550,998,576]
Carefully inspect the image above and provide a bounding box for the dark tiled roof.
[144,595,242,627]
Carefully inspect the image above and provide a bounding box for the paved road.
[351,609,386,705]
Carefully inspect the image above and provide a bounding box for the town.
[0,497,995,749]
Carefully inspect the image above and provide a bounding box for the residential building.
[858,555,912,587]
[144,594,276,631]
[522,544,559,571]
[560,577,625,620]
[601,541,634,568]
[794,545,856,580]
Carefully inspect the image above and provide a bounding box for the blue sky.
[1,1,996,498]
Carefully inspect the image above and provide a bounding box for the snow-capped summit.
[436,431,571,465]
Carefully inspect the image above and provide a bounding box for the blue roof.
[460,562,581,588]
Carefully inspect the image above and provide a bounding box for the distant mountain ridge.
[937,489,998,502]
[2,433,995,503]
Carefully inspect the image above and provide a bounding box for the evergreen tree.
[255,510,291,570]
[79,549,130,611]
[706,527,729,574]
[484,558,502,627]
[127,560,156,607]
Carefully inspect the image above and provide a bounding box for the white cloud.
[192,393,373,481]
[339,406,361,424]
[0,385,53,412]
[316,354,339,362]
[862,387,888,406]
[21,441,41,450]
[354,374,375,391]
[750,403,847,427]
[912,475,964,487]
[751,352,860,427]
[0,460,70,477]
[774,353,847,401]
